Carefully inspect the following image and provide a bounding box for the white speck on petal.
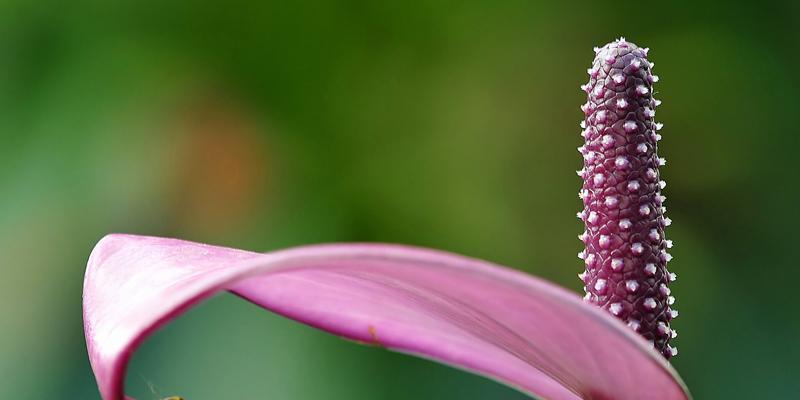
[609,303,623,316]
[644,263,657,275]
[619,218,633,230]
[611,258,624,271]
[626,280,639,292]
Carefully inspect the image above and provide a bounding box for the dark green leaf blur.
[1,1,797,399]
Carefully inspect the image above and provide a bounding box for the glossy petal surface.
[83,234,689,400]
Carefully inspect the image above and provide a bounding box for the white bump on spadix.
[594,278,607,292]
[644,263,657,275]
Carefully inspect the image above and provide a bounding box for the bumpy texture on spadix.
[577,38,677,358]
[84,234,690,400]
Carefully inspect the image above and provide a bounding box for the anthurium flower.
[83,39,689,400]
[84,234,688,400]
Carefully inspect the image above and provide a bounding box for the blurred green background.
[2,1,798,399]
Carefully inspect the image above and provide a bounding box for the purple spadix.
[577,38,677,358]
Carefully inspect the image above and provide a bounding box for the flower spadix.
[577,38,677,358]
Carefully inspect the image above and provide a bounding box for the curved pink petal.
[83,234,690,400]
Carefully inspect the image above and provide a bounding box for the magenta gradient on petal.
[83,234,689,400]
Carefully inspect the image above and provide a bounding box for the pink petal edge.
[83,234,690,400]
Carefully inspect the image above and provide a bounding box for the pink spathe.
[83,234,689,400]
